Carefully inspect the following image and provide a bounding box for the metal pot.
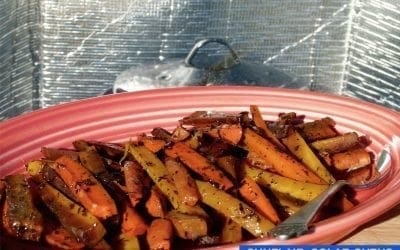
[112,38,302,93]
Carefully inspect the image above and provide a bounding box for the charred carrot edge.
[145,187,168,218]
[244,128,326,184]
[239,176,280,224]
[165,142,234,190]
[45,227,85,249]
[165,157,200,206]
[141,137,167,153]
[121,204,148,237]
[250,105,286,150]
[146,218,174,250]
[54,155,118,220]
[123,161,145,207]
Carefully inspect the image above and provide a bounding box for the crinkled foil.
[1,0,399,120]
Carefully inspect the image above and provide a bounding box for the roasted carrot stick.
[206,124,243,145]
[145,187,168,218]
[282,129,335,184]
[332,148,372,171]
[121,203,148,237]
[54,155,118,220]
[171,125,191,142]
[129,145,208,217]
[244,128,326,184]
[220,218,242,243]
[298,117,338,141]
[311,132,360,154]
[2,174,44,242]
[38,182,106,247]
[250,105,285,150]
[146,218,174,250]
[165,142,234,190]
[44,226,85,250]
[123,161,146,207]
[140,136,167,153]
[165,157,200,206]
[239,176,280,224]
[167,210,208,240]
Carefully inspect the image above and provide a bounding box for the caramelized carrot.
[299,118,338,141]
[45,226,85,249]
[165,142,234,190]
[171,125,191,142]
[2,175,44,242]
[239,176,280,224]
[220,218,242,243]
[121,204,148,237]
[146,218,174,250]
[250,105,285,150]
[206,124,243,145]
[54,156,118,219]
[141,137,167,153]
[332,148,372,171]
[216,155,238,180]
[123,161,146,207]
[244,128,325,184]
[145,187,168,218]
[344,165,373,185]
[165,157,200,206]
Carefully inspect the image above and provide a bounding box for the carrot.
[344,165,373,185]
[250,105,285,150]
[282,129,335,184]
[41,147,80,161]
[299,117,338,141]
[38,182,106,247]
[216,155,238,180]
[92,239,112,250]
[145,187,168,218]
[123,161,146,207]
[244,128,325,184]
[332,148,372,171]
[167,210,208,240]
[146,218,174,250]
[165,157,200,206]
[121,203,148,237]
[239,176,280,224]
[311,132,360,154]
[140,136,166,153]
[115,234,141,250]
[54,155,118,219]
[171,125,191,142]
[129,146,208,217]
[45,226,85,249]
[2,174,44,242]
[165,142,234,190]
[220,218,242,243]
[206,124,243,145]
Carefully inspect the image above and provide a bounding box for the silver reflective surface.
[1,0,399,120]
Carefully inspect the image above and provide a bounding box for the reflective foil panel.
[1,0,399,120]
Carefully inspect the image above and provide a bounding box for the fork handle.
[269,180,348,240]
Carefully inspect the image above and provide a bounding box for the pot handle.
[184,38,240,69]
